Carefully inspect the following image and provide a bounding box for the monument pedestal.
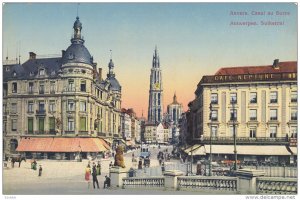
[236,168,265,194]
[163,170,184,190]
[110,166,128,188]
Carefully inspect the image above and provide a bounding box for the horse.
[10,156,26,168]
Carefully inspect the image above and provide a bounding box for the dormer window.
[13,71,17,77]
[82,69,86,74]
[6,67,9,71]
[51,71,56,75]
[30,72,34,76]
[39,69,45,76]
[68,53,74,60]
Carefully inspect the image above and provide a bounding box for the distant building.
[167,93,183,125]
[3,16,122,159]
[156,123,170,144]
[144,123,157,144]
[188,60,297,164]
[147,47,164,123]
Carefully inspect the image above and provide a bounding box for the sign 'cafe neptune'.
[200,72,297,84]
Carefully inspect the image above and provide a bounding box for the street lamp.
[231,100,238,171]
[209,103,213,176]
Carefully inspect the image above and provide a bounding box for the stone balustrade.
[257,177,297,195]
[177,176,238,192]
[122,177,165,189]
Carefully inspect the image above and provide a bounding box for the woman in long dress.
[85,164,91,189]
[96,161,101,175]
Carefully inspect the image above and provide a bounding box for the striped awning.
[16,137,110,152]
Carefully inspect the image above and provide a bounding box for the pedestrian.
[96,161,101,175]
[92,165,99,189]
[103,175,111,189]
[38,165,42,177]
[138,158,143,169]
[109,161,113,168]
[161,162,165,172]
[85,164,91,189]
[32,159,37,170]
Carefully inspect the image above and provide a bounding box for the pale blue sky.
[2,3,297,116]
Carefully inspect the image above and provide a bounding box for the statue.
[114,145,125,168]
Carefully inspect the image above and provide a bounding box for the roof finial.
[6,47,8,60]
[77,3,80,18]
[110,49,112,60]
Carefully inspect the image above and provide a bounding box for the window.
[28,101,34,113]
[270,109,277,120]
[158,93,161,105]
[230,109,237,121]
[12,82,17,93]
[211,126,218,137]
[291,109,297,120]
[39,69,45,76]
[80,80,86,92]
[290,126,297,138]
[3,83,7,96]
[270,91,278,103]
[210,110,218,121]
[39,82,45,94]
[80,117,86,131]
[270,126,277,138]
[49,100,56,112]
[11,103,17,113]
[249,109,257,121]
[80,101,86,112]
[250,92,257,103]
[291,91,297,103]
[211,93,218,104]
[27,118,33,134]
[68,100,75,111]
[38,101,45,112]
[230,93,237,104]
[49,117,55,134]
[3,104,7,114]
[249,127,256,138]
[50,81,55,94]
[68,79,75,91]
[68,118,75,131]
[11,119,17,131]
[38,118,44,133]
[28,82,34,94]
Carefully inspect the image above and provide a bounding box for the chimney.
[29,52,36,60]
[62,50,66,57]
[98,68,102,81]
[273,59,279,69]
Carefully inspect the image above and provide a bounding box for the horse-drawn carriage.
[5,154,27,168]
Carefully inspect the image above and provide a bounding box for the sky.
[2,3,297,118]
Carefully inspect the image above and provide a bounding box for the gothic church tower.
[148,46,163,123]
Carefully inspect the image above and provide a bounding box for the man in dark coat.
[103,175,111,189]
[92,166,99,189]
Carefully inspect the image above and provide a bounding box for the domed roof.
[62,43,92,65]
[107,77,121,91]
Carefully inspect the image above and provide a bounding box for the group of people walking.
[84,161,110,189]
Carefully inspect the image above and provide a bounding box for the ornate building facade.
[187,60,297,164]
[3,16,122,159]
[167,93,183,125]
[147,47,164,123]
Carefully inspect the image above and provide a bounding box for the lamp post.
[232,100,238,171]
[209,103,212,176]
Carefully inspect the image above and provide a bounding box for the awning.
[290,147,297,155]
[184,144,201,154]
[204,145,292,156]
[16,137,110,153]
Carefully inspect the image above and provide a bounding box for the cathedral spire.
[152,46,160,68]
[173,92,178,104]
[107,51,115,78]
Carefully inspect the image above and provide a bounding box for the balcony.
[28,90,34,94]
[249,117,257,121]
[39,90,45,94]
[210,117,218,121]
[50,90,55,94]
[65,130,75,134]
[270,117,278,121]
[78,131,89,135]
[270,99,278,103]
[36,110,46,116]
[230,100,237,104]
[200,136,288,145]
[98,132,106,137]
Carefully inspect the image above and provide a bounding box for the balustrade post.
[163,170,184,190]
[110,166,128,188]
[236,168,265,194]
